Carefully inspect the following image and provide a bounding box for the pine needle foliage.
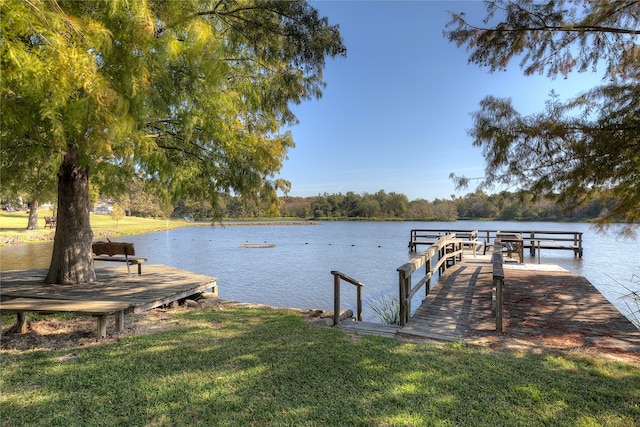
[446,1,639,234]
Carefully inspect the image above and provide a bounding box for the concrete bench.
[0,298,132,339]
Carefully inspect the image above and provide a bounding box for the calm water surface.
[1,221,638,323]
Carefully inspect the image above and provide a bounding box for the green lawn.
[1,307,639,426]
[0,211,198,245]
[1,211,639,425]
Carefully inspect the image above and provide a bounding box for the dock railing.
[331,271,364,325]
[410,229,583,258]
[492,242,505,332]
[397,235,463,326]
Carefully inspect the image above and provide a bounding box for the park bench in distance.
[44,216,56,229]
[92,240,147,276]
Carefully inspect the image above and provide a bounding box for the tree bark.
[45,145,96,284]
[26,199,39,230]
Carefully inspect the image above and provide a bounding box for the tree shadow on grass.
[1,307,639,426]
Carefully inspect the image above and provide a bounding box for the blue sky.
[278,1,603,201]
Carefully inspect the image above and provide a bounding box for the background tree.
[116,178,173,219]
[446,0,639,234]
[456,190,499,219]
[273,189,614,221]
[279,196,311,218]
[381,192,409,218]
[407,199,434,220]
[310,195,332,219]
[431,198,458,221]
[0,152,58,230]
[110,203,124,229]
[1,0,345,283]
[357,195,382,218]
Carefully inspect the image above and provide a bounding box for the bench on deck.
[496,232,524,263]
[0,298,132,339]
[453,230,485,257]
[92,241,147,276]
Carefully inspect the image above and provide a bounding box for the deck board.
[400,257,497,340]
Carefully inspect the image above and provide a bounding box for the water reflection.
[0,241,52,270]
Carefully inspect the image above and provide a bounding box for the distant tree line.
[2,184,619,223]
[168,189,619,222]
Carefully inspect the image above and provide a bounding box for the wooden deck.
[1,265,217,338]
[340,255,640,357]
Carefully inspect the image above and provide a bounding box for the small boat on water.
[239,243,276,248]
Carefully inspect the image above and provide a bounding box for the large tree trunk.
[45,145,96,284]
[26,199,39,230]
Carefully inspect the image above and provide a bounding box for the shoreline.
[0,217,320,247]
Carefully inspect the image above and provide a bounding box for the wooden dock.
[340,255,640,359]
[1,265,217,338]
[399,255,496,341]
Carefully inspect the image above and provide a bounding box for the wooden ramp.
[399,255,496,341]
[337,321,401,339]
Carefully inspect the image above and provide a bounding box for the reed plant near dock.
[370,293,401,325]
[622,274,640,329]
[1,307,638,426]
[607,273,640,330]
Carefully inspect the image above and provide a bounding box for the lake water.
[1,221,638,324]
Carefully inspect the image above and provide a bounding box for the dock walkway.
[339,255,640,359]
[399,255,496,341]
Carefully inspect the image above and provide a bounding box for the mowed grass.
[0,211,198,245]
[1,307,639,427]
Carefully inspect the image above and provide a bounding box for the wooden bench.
[92,241,147,276]
[0,298,132,339]
[496,232,524,263]
[44,216,56,229]
[454,230,484,258]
